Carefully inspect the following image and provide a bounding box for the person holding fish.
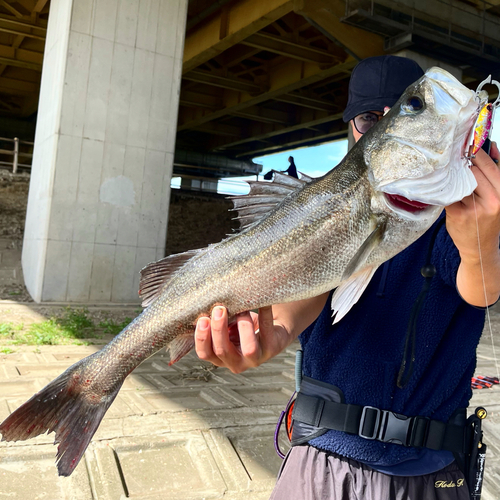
[195,56,500,499]
[2,57,499,497]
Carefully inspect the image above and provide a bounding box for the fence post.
[13,137,19,173]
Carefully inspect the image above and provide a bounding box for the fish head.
[362,66,486,218]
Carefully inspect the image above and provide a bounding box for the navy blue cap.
[342,56,424,123]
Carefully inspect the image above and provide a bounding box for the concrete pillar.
[22,0,188,303]
[395,50,462,82]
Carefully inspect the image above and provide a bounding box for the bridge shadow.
[0,296,293,498]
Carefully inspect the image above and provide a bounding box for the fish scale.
[0,67,486,478]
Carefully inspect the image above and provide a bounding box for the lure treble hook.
[464,75,500,160]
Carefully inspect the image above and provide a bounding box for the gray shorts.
[270,445,469,500]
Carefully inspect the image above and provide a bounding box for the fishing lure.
[466,75,500,159]
[471,103,493,155]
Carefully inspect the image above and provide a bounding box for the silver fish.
[0,67,484,476]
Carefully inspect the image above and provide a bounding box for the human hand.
[446,142,500,306]
[446,142,500,260]
[194,306,290,373]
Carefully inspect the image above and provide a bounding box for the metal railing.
[0,137,33,173]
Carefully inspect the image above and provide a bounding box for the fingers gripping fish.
[0,68,486,476]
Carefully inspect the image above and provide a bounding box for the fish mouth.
[384,193,431,213]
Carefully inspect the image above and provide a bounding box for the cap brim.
[342,96,400,123]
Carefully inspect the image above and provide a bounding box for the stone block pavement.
[0,305,293,500]
[0,301,500,499]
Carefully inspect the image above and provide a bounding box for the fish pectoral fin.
[168,333,196,365]
[331,265,379,325]
[341,219,387,281]
[139,249,202,308]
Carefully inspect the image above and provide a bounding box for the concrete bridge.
[0,0,498,303]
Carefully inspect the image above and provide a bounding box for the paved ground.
[1,302,500,500]
[0,302,295,500]
[1,234,500,499]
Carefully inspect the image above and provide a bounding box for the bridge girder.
[0,0,499,177]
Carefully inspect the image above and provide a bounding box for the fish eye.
[401,96,424,114]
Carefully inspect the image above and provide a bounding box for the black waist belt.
[293,392,467,454]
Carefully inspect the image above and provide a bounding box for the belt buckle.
[359,406,381,440]
[378,411,412,446]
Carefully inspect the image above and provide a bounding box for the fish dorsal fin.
[229,172,312,230]
[331,265,379,324]
[341,219,387,281]
[139,249,201,307]
[297,171,313,182]
[271,171,310,188]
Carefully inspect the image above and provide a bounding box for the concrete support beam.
[0,14,47,30]
[237,125,347,157]
[22,0,188,303]
[0,0,23,18]
[240,32,341,64]
[395,50,462,81]
[0,42,43,70]
[0,26,45,40]
[274,92,341,112]
[183,68,265,94]
[178,58,355,131]
[0,76,39,95]
[0,56,40,71]
[183,0,296,73]
[33,0,49,14]
[179,0,380,137]
[296,0,385,60]
[213,111,343,151]
[180,86,340,116]
[374,0,500,44]
[231,106,291,125]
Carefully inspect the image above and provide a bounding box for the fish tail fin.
[0,360,121,477]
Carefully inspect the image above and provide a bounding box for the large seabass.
[0,68,485,476]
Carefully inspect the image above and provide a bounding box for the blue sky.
[254,140,348,180]
[215,139,348,194]
[171,118,500,195]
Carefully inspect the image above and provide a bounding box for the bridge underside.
[0,0,499,179]
[177,0,500,178]
[4,0,500,304]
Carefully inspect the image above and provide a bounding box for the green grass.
[0,308,132,347]
[0,322,22,337]
[98,317,132,336]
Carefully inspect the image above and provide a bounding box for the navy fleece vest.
[299,215,486,467]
